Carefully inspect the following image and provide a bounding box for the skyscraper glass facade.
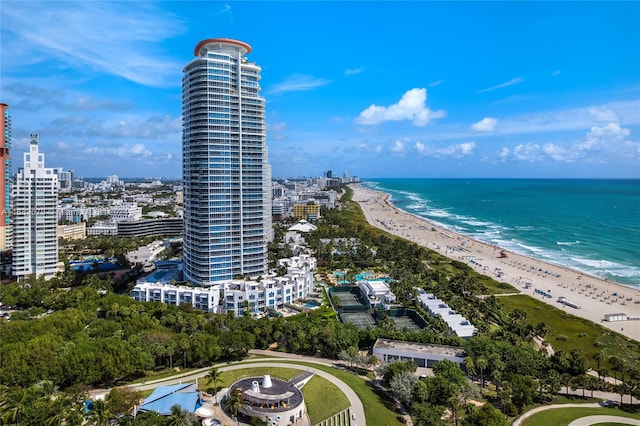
[182,38,272,285]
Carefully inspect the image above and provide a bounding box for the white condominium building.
[131,255,316,315]
[182,38,272,285]
[109,202,142,222]
[12,134,59,279]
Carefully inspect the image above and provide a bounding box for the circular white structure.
[228,375,306,426]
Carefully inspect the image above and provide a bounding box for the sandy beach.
[350,184,640,342]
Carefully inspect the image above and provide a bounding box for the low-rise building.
[372,338,466,368]
[57,223,86,240]
[360,279,396,308]
[415,288,477,338]
[130,255,316,315]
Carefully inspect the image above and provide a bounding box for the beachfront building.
[182,38,272,286]
[372,338,466,368]
[415,288,477,338]
[227,374,308,426]
[12,134,59,280]
[131,255,316,315]
[0,103,11,252]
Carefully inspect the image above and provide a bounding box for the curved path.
[568,415,640,426]
[118,355,365,425]
[512,403,600,426]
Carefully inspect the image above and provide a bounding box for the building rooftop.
[373,338,466,358]
[230,376,303,413]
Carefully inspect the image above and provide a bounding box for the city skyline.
[1,1,639,179]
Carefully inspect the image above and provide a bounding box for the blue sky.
[1,1,639,179]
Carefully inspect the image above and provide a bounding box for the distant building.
[292,200,320,221]
[57,223,86,240]
[0,103,11,251]
[372,338,466,368]
[87,221,118,236]
[117,218,182,237]
[109,202,142,222]
[12,134,59,280]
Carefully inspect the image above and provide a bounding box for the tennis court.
[340,312,377,330]
[391,316,423,331]
[332,290,367,309]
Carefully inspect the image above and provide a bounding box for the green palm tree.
[167,404,193,426]
[0,386,28,425]
[87,399,113,426]
[225,388,248,425]
[206,367,221,405]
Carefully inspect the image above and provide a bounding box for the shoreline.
[349,183,640,342]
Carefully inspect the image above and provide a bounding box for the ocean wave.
[569,257,625,269]
[425,209,451,218]
[463,219,493,227]
[557,241,581,246]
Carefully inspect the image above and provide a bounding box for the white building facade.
[182,38,272,285]
[12,134,59,279]
[131,255,316,315]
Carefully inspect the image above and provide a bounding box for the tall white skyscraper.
[182,38,272,285]
[12,133,59,280]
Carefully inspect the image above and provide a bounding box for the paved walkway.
[568,415,640,426]
[512,403,600,426]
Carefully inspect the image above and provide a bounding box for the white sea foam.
[463,219,493,227]
[557,241,581,246]
[570,257,624,269]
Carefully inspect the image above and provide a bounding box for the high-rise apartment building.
[0,103,11,251]
[182,38,272,285]
[12,134,59,280]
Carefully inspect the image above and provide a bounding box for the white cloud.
[355,88,446,127]
[390,140,406,155]
[512,143,543,162]
[471,117,498,132]
[415,141,476,158]
[551,70,562,76]
[588,107,619,123]
[1,2,185,87]
[428,80,444,87]
[498,122,636,164]
[374,144,382,153]
[268,74,331,94]
[345,68,363,76]
[476,77,524,94]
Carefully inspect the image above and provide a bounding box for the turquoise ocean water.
[361,179,640,288]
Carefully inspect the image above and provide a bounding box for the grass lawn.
[252,360,404,426]
[521,407,640,426]
[302,375,350,424]
[498,295,640,371]
[128,367,199,384]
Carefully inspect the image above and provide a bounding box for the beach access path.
[350,184,640,342]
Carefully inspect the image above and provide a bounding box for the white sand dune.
[350,184,640,342]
